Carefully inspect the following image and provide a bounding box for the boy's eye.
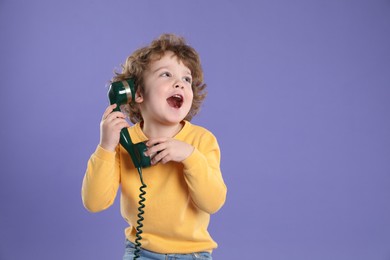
[161,72,171,77]
[184,76,192,84]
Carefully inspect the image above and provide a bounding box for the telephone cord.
[133,167,147,260]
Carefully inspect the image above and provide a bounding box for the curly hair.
[112,33,207,123]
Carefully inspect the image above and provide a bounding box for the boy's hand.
[99,104,130,152]
[145,138,194,165]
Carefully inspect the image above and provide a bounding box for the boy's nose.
[174,82,184,89]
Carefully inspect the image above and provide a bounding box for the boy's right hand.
[99,104,130,152]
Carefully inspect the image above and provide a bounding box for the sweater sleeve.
[81,145,120,213]
[182,132,227,214]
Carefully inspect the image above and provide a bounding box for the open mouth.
[167,94,183,108]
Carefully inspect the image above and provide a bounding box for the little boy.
[82,33,227,260]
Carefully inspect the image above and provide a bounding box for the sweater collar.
[132,120,191,142]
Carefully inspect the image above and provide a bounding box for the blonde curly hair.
[112,33,207,123]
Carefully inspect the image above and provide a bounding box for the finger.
[146,137,168,147]
[109,117,130,128]
[145,142,166,157]
[114,122,130,132]
[102,104,117,120]
[151,149,169,165]
[104,111,127,123]
[160,149,174,164]
[101,117,129,132]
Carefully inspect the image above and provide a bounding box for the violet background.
[1,0,389,259]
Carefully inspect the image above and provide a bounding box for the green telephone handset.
[108,79,151,168]
[107,79,149,259]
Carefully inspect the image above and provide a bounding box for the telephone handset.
[107,79,149,259]
[108,79,151,168]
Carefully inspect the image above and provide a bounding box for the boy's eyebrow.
[151,66,192,75]
[151,66,167,73]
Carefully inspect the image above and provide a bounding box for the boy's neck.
[141,121,184,139]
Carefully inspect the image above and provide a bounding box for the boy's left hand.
[145,138,194,165]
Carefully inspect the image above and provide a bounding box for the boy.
[82,34,227,260]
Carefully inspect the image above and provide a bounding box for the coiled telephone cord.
[133,167,147,260]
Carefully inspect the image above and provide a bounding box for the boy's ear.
[135,90,143,103]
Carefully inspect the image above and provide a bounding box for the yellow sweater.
[82,121,227,254]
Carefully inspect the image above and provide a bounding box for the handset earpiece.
[108,79,151,168]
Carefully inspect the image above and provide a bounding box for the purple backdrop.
[1,0,389,259]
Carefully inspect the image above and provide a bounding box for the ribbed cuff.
[94,145,116,161]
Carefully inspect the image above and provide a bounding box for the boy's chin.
[166,108,190,120]
[145,108,190,125]
[164,117,186,125]
[167,114,189,125]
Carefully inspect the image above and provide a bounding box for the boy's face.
[137,51,193,126]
